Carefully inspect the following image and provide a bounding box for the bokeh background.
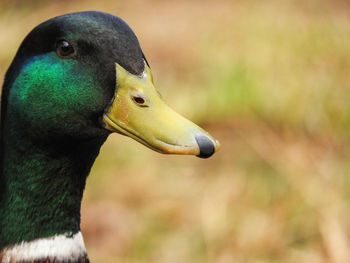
[1,0,350,262]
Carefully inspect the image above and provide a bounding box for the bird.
[0,11,220,263]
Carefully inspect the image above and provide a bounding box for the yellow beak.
[103,61,220,158]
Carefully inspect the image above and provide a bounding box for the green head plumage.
[0,11,149,250]
[2,11,146,144]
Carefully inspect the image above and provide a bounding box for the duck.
[0,11,220,263]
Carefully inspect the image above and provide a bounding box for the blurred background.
[1,0,350,262]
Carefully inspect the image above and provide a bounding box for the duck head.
[3,11,219,158]
[0,11,222,259]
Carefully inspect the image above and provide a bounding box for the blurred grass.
[1,0,350,262]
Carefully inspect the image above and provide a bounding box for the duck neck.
[0,122,107,253]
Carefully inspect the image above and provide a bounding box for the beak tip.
[195,135,217,159]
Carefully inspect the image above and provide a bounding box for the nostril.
[195,135,215,158]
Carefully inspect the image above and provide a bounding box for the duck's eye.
[132,96,148,107]
[56,40,75,57]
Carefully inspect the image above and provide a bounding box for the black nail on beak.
[195,135,215,159]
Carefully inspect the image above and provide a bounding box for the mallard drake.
[0,11,219,263]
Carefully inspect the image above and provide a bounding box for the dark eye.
[133,96,148,107]
[56,40,75,57]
